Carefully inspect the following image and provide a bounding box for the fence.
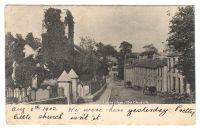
[6,88,27,104]
[6,87,64,104]
[6,77,107,104]
[28,97,68,104]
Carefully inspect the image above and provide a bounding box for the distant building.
[107,56,118,66]
[166,53,187,94]
[109,65,118,79]
[125,52,190,94]
[125,58,167,92]
[107,56,118,78]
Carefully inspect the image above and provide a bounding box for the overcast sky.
[5,6,179,52]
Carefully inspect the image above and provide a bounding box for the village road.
[109,79,166,104]
[93,77,113,104]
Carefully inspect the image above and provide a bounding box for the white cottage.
[68,69,79,103]
[57,70,72,104]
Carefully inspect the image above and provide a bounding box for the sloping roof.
[68,69,78,79]
[57,70,72,82]
[131,58,167,69]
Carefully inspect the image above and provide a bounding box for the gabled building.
[125,51,190,94]
[166,53,188,94]
[125,58,167,92]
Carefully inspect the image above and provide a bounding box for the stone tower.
[42,8,75,64]
[64,10,74,44]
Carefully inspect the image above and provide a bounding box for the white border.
[0,0,199,130]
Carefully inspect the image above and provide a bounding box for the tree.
[78,37,117,79]
[167,6,195,94]
[140,44,158,58]
[79,36,96,51]
[78,37,100,80]
[5,32,15,87]
[25,33,41,50]
[118,41,132,80]
[11,34,26,62]
[5,33,37,89]
[119,41,132,54]
[96,42,118,76]
[5,32,15,59]
[5,33,39,90]
[96,42,117,57]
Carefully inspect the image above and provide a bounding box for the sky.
[5,5,179,52]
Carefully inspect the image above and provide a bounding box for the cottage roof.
[68,69,78,79]
[57,70,72,82]
[130,58,167,69]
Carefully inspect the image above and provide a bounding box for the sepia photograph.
[5,5,195,105]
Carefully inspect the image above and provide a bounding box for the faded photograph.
[5,5,195,104]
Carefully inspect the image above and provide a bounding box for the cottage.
[125,58,167,92]
[57,70,72,104]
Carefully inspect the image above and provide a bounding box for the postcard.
[5,5,195,125]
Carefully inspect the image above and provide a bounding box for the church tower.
[64,10,74,44]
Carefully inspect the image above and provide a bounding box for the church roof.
[68,69,78,79]
[57,70,72,82]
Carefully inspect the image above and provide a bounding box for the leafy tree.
[5,33,39,90]
[5,33,35,89]
[5,32,15,59]
[79,36,96,51]
[96,43,118,58]
[118,41,132,79]
[119,41,132,54]
[167,6,195,94]
[79,38,118,78]
[5,32,15,87]
[11,34,26,62]
[140,44,158,58]
[25,33,41,50]
[78,37,100,80]
[96,42,118,76]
